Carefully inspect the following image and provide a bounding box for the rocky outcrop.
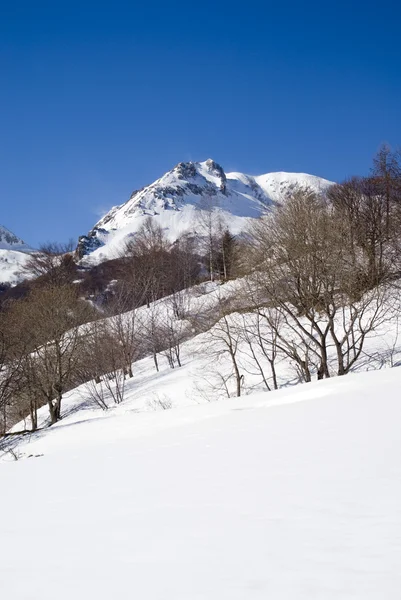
[76,228,106,259]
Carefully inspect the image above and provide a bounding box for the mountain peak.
[77,161,334,263]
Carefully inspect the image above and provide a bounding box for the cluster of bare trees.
[240,145,401,384]
[0,284,96,433]
[118,219,201,308]
[196,198,239,282]
[195,146,401,398]
[0,287,193,433]
[0,222,197,433]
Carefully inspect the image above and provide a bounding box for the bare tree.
[10,284,95,424]
[196,197,229,282]
[122,218,172,307]
[238,307,280,391]
[246,184,393,379]
[205,295,243,397]
[23,241,77,287]
[371,143,401,236]
[79,319,126,406]
[0,312,26,434]
[106,284,143,378]
[142,301,164,372]
[159,305,188,369]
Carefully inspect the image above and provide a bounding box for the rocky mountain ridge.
[78,159,333,263]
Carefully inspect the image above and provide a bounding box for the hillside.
[78,160,333,263]
[1,366,400,599]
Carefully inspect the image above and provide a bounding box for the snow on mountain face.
[0,250,32,286]
[0,225,30,251]
[78,160,333,263]
[0,225,32,286]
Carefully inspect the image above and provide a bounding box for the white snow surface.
[1,368,400,599]
[0,225,32,284]
[82,160,333,264]
[0,249,31,285]
[1,281,401,599]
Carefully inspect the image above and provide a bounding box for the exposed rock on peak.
[78,160,333,264]
[174,162,198,180]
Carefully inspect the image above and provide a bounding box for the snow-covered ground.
[1,279,401,598]
[0,224,33,284]
[0,248,32,285]
[1,367,400,599]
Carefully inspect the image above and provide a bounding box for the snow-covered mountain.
[78,159,333,262]
[0,225,32,286]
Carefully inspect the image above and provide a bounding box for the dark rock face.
[76,228,105,259]
[0,230,19,245]
[174,162,198,180]
[203,159,227,194]
[159,186,185,198]
[205,159,226,182]
[0,225,27,249]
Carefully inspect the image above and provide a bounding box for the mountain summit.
[78,160,333,262]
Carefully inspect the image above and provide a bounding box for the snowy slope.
[78,160,333,263]
[0,249,31,285]
[1,367,400,599]
[5,277,401,433]
[0,225,33,285]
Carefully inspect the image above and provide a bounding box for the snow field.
[1,368,400,599]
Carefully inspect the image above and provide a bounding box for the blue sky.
[1,0,401,247]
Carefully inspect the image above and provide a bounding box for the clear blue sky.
[1,0,400,247]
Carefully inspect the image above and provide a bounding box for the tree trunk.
[30,399,38,432]
[269,359,278,390]
[54,390,62,421]
[153,351,159,372]
[230,350,242,397]
[47,399,57,425]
